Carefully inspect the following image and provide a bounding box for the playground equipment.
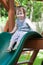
[0,0,43,65]
[0,31,43,65]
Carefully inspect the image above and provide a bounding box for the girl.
[7,6,34,52]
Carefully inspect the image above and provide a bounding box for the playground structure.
[0,31,43,65]
[0,0,43,65]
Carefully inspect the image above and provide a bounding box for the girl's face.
[16,8,25,20]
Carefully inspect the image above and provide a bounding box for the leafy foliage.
[0,4,8,17]
[0,0,43,22]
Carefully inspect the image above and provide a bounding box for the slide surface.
[0,31,42,65]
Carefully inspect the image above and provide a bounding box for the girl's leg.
[13,31,27,50]
[7,30,20,51]
[7,40,16,51]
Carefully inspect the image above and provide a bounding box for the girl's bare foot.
[7,47,12,52]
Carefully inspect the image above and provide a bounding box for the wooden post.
[28,50,39,65]
[4,0,15,32]
[4,20,9,32]
[8,0,15,32]
[0,0,15,32]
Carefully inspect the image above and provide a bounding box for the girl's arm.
[10,23,17,34]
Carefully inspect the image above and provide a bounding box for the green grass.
[18,50,43,65]
[33,57,42,65]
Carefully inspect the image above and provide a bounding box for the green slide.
[0,31,42,65]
